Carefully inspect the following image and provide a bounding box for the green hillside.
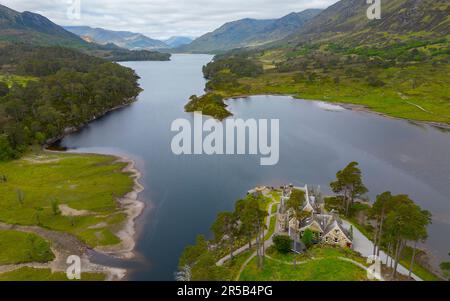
[185,0,450,125]
[180,9,322,53]
[0,4,170,61]
[280,0,449,46]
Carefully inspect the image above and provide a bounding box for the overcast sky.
[1,0,338,39]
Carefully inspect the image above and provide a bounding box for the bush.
[301,229,314,249]
[0,135,15,161]
[203,57,263,79]
[367,75,385,87]
[273,235,293,254]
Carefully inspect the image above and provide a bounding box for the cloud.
[1,0,337,39]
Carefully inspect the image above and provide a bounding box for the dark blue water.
[60,54,450,279]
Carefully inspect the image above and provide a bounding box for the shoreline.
[93,154,146,259]
[44,99,137,147]
[39,149,147,280]
[221,93,450,131]
[39,96,146,280]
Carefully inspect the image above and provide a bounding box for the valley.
[0,0,449,283]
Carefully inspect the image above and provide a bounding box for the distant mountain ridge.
[179,9,322,53]
[64,26,169,50]
[0,4,170,61]
[164,36,194,48]
[0,4,87,47]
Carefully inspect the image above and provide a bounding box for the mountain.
[64,26,169,50]
[281,0,449,47]
[164,36,193,48]
[179,9,322,53]
[0,4,170,61]
[0,4,87,48]
[188,0,450,125]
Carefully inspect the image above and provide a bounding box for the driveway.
[342,220,422,281]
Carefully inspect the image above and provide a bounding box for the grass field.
[220,249,255,281]
[0,152,133,247]
[0,267,105,281]
[264,215,277,241]
[240,63,450,125]
[0,74,37,87]
[0,230,54,265]
[197,61,450,125]
[239,246,369,281]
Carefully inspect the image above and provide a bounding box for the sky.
[1,0,337,40]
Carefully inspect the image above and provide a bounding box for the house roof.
[323,218,352,242]
[298,213,352,242]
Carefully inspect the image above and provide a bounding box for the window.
[334,237,339,243]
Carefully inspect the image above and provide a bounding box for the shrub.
[302,229,314,249]
[273,235,293,254]
[367,75,385,87]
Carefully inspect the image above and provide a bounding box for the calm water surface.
[60,54,450,280]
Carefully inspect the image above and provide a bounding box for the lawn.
[264,215,277,241]
[0,152,134,247]
[239,246,370,281]
[239,256,368,281]
[270,191,281,202]
[0,230,54,265]
[271,204,278,215]
[221,249,255,281]
[0,267,105,281]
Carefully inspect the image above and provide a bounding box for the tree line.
[178,194,268,280]
[179,162,435,281]
[330,162,432,279]
[0,44,142,160]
